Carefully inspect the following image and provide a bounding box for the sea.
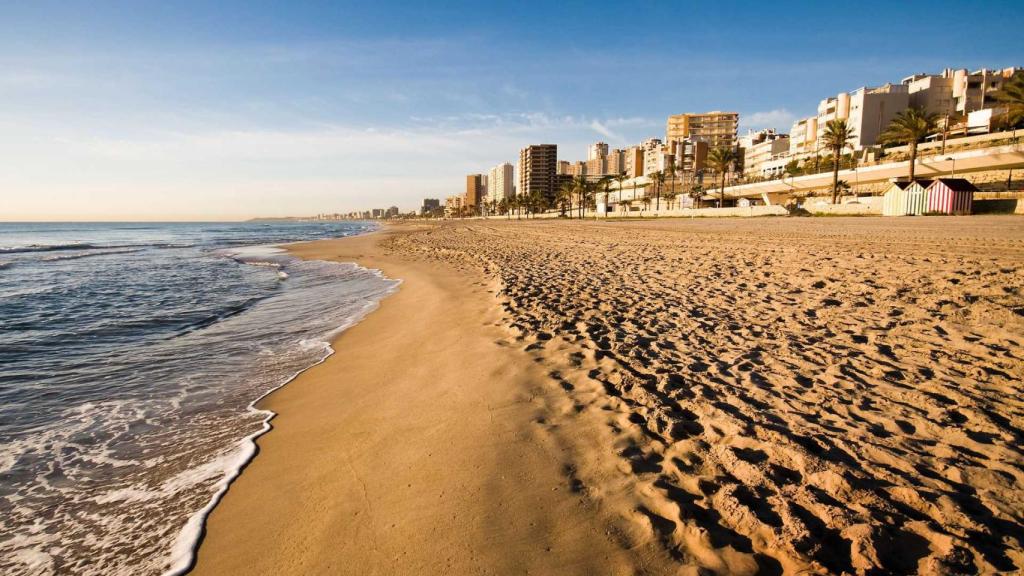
[0,222,399,575]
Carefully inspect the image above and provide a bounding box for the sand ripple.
[389,216,1024,575]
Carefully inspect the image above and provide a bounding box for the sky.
[1,1,1022,221]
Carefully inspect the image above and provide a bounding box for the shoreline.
[168,229,398,575]
[189,223,635,575]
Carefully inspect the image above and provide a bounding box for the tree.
[666,168,678,210]
[994,73,1024,128]
[880,107,939,182]
[820,118,856,204]
[571,175,589,219]
[707,147,737,208]
[688,184,704,209]
[648,170,666,211]
[594,176,613,219]
[613,172,628,216]
[557,180,575,216]
[784,159,802,178]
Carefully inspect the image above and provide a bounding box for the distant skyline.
[2,1,1022,220]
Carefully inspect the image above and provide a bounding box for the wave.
[0,261,11,270]
[163,296,270,340]
[42,249,144,262]
[164,291,392,576]
[232,258,281,268]
[1,242,196,255]
[1,243,97,254]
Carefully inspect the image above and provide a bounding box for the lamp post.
[945,156,956,178]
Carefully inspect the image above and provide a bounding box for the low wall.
[974,198,1024,215]
[598,205,789,218]
[803,196,883,216]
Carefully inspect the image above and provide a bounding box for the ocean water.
[0,222,398,575]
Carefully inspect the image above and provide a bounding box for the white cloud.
[0,113,657,220]
[741,109,797,131]
[588,120,620,141]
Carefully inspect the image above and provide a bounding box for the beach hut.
[925,178,977,215]
[882,180,932,216]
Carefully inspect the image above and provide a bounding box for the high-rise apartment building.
[668,138,709,174]
[487,162,514,203]
[518,144,558,204]
[587,141,609,161]
[420,198,440,215]
[625,146,644,178]
[790,83,909,154]
[641,138,667,176]
[605,149,625,176]
[465,174,486,211]
[666,111,739,150]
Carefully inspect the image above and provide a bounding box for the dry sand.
[193,216,1024,575]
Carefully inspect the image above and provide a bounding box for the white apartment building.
[641,138,667,175]
[487,162,514,203]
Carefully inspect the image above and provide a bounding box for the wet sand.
[194,217,1024,575]
[190,225,643,575]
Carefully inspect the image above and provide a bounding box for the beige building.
[487,162,514,204]
[669,138,708,174]
[666,111,739,150]
[739,129,790,178]
[605,148,625,176]
[625,146,644,178]
[790,83,909,154]
[951,67,1022,115]
[903,66,1023,118]
[587,142,609,161]
[518,144,558,204]
[845,84,909,148]
[789,117,818,156]
[444,195,463,218]
[903,70,959,117]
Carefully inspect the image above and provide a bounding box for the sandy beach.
[193,216,1024,575]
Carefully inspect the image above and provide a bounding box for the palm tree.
[648,170,666,211]
[558,180,575,216]
[666,168,678,209]
[880,107,939,182]
[784,159,802,178]
[689,184,704,209]
[613,172,627,216]
[707,147,737,208]
[994,73,1024,128]
[593,176,612,219]
[571,175,589,219]
[820,119,855,204]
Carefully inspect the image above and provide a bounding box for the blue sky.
[2,0,1022,219]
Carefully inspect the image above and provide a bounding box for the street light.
[945,156,956,178]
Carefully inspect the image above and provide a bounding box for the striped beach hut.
[925,178,977,215]
[882,180,932,216]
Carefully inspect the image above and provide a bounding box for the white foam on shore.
[162,261,399,576]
